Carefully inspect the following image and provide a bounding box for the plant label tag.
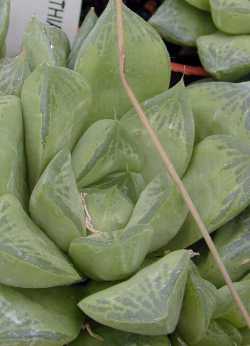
[6,0,82,56]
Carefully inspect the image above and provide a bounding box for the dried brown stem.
[80,192,100,234]
[84,322,104,342]
[115,0,250,328]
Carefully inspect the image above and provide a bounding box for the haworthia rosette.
[149,0,215,47]
[30,149,86,252]
[78,250,190,335]
[75,0,171,120]
[22,17,70,70]
[21,64,91,189]
[0,194,81,288]
[168,135,250,249]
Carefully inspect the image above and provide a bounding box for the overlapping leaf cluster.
[150,0,250,81]
[0,0,249,345]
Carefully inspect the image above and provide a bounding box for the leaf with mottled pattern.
[210,0,250,34]
[75,0,171,121]
[149,0,215,47]
[0,96,28,208]
[0,284,83,346]
[197,32,250,81]
[69,327,171,346]
[69,225,153,281]
[78,250,190,335]
[187,81,250,143]
[21,64,91,189]
[68,7,97,69]
[198,207,250,287]
[127,174,188,252]
[72,119,142,189]
[168,135,250,250]
[121,81,195,181]
[22,17,70,71]
[30,149,86,252]
[0,194,81,288]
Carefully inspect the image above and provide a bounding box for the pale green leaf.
[185,0,210,11]
[0,194,81,288]
[0,0,9,50]
[75,0,171,120]
[30,149,86,252]
[21,64,91,189]
[78,250,190,335]
[149,0,215,47]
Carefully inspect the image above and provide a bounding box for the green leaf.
[72,119,142,188]
[210,0,250,34]
[241,327,250,345]
[69,225,153,281]
[214,278,250,328]
[197,32,250,81]
[177,264,218,344]
[0,284,83,346]
[0,194,81,288]
[149,0,215,47]
[185,0,210,11]
[0,51,31,96]
[0,96,28,208]
[83,186,133,233]
[0,0,9,50]
[168,135,250,249]
[198,207,250,287]
[187,81,250,143]
[193,320,242,346]
[78,250,190,335]
[70,327,171,346]
[22,17,70,70]
[21,63,91,189]
[127,174,188,252]
[68,7,97,69]
[30,149,86,252]
[121,81,195,181]
[75,0,170,121]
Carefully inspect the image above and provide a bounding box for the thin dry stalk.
[84,322,104,342]
[80,192,100,234]
[115,0,250,328]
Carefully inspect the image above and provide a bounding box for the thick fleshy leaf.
[197,32,250,81]
[91,171,145,203]
[193,320,242,346]
[128,174,188,252]
[70,327,171,346]
[198,207,250,287]
[0,0,9,50]
[187,81,250,143]
[177,264,218,344]
[68,7,97,69]
[185,0,210,11]
[168,135,250,250]
[30,149,85,252]
[149,0,215,47]
[72,119,142,188]
[83,186,133,232]
[69,225,153,281]
[21,64,91,189]
[210,0,250,34]
[0,96,28,207]
[22,17,70,70]
[214,278,250,328]
[0,194,81,288]
[78,250,190,335]
[241,328,250,345]
[0,284,83,346]
[0,51,31,96]
[75,0,171,121]
[121,82,195,181]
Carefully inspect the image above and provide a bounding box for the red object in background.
[171,62,209,77]
[144,0,157,14]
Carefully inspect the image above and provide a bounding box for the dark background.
[80,0,204,85]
